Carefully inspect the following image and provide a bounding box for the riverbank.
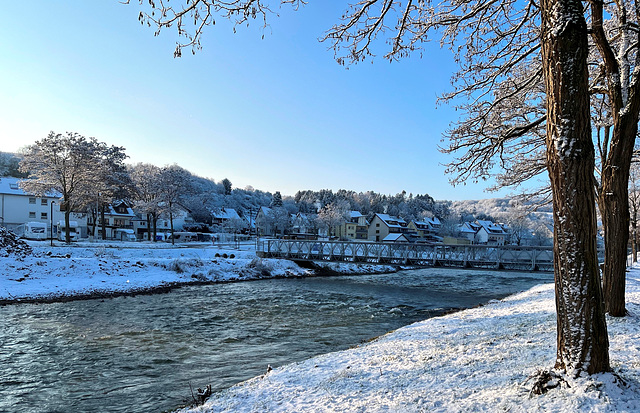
[181,268,640,413]
[0,235,397,305]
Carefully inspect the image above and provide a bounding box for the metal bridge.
[256,239,555,271]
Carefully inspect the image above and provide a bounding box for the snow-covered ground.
[0,236,397,304]
[0,239,310,303]
[181,270,640,413]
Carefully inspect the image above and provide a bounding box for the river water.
[0,267,552,413]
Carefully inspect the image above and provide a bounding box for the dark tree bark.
[600,125,635,317]
[589,1,640,318]
[541,0,610,374]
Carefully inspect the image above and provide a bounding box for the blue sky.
[0,1,520,200]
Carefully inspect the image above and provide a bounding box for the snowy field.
[181,270,640,413]
[0,237,396,303]
[0,239,309,303]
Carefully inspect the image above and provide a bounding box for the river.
[0,267,552,413]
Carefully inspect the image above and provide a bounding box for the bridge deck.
[257,239,555,271]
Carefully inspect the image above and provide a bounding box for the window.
[41,212,47,220]
[376,223,380,227]
[29,198,36,204]
[41,199,48,206]
[29,212,36,218]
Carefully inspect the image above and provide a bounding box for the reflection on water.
[0,267,552,413]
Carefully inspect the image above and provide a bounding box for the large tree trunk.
[599,118,637,317]
[541,0,610,374]
[589,0,640,318]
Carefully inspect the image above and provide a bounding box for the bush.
[167,259,185,273]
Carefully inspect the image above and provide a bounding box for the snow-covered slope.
[182,271,640,413]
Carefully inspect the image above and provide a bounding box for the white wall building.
[0,177,87,239]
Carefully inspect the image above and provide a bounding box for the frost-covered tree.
[0,152,28,178]
[79,143,131,240]
[499,204,529,246]
[540,0,609,374]
[157,164,194,245]
[129,163,163,241]
[435,0,639,317]
[270,207,291,237]
[317,200,350,238]
[127,0,610,375]
[589,1,640,317]
[19,132,119,244]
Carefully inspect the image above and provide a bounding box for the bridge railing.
[256,239,556,271]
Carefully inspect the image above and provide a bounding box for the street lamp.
[50,201,56,247]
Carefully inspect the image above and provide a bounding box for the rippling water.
[0,268,552,412]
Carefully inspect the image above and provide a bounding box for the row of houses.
[1,176,513,245]
[0,177,192,241]
[255,206,511,245]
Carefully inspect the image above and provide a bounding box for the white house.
[255,206,273,237]
[0,177,86,239]
[458,220,508,245]
[458,221,481,243]
[476,220,508,245]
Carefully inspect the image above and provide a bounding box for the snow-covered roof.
[257,206,272,217]
[477,220,507,235]
[349,211,363,219]
[375,213,407,228]
[412,219,440,230]
[458,226,475,234]
[383,233,409,242]
[0,177,61,198]
[107,201,136,218]
[459,222,479,233]
[213,208,241,221]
